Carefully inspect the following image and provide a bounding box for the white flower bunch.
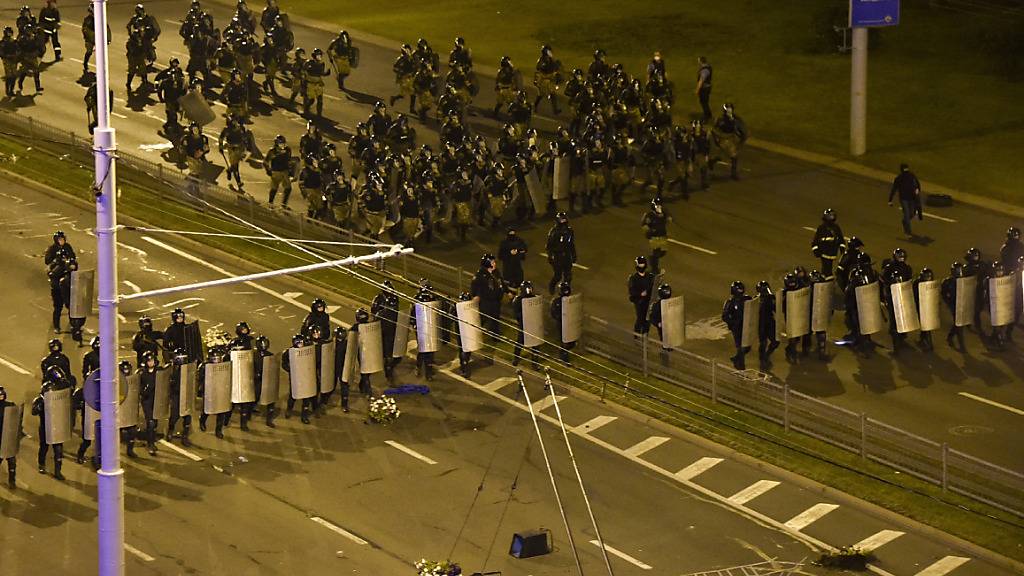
[203,328,232,349]
[368,395,400,425]
[414,559,461,576]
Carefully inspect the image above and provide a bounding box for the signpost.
[848,0,900,156]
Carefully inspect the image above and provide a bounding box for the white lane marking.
[122,280,142,293]
[674,457,723,481]
[574,415,617,433]
[111,112,128,119]
[283,292,303,300]
[784,503,839,531]
[117,242,147,256]
[117,313,127,323]
[384,440,437,465]
[728,480,780,505]
[957,392,1024,416]
[64,22,82,28]
[310,516,369,545]
[588,540,652,570]
[164,19,183,25]
[530,394,566,412]
[912,556,971,576]
[162,297,204,308]
[0,356,32,375]
[666,238,718,255]
[539,252,590,270]
[124,543,154,562]
[802,226,816,232]
[325,305,341,314]
[324,94,342,101]
[483,376,516,392]
[922,212,957,223]
[853,529,905,552]
[157,439,203,462]
[622,436,670,458]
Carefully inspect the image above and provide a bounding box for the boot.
[730,158,739,180]
[265,407,276,428]
[147,442,157,456]
[53,460,65,481]
[8,468,15,488]
[301,409,311,425]
[240,414,250,432]
[181,424,192,447]
[199,414,208,431]
[215,419,224,439]
[126,442,138,459]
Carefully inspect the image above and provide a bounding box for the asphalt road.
[0,178,1010,576]
[0,1,1020,475]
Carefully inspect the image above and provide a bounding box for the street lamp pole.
[92,0,125,575]
[850,26,868,156]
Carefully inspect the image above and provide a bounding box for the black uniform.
[627,270,655,335]
[498,232,528,290]
[721,293,751,370]
[33,375,72,480]
[283,339,315,424]
[167,355,194,445]
[0,391,19,486]
[545,221,577,294]
[39,3,61,60]
[413,287,437,380]
[371,289,401,379]
[198,352,229,437]
[470,266,505,341]
[811,221,845,280]
[880,258,913,352]
[889,168,922,236]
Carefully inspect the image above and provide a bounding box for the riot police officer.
[880,248,913,354]
[219,115,250,192]
[370,280,401,380]
[721,281,751,370]
[39,0,60,61]
[227,322,255,430]
[913,268,936,352]
[413,279,438,381]
[302,297,331,338]
[712,103,747,180]
[627,256,655,335]
[811,209,846,281]
[330,326,351,412]
[471,253,505,347]
[116,360,140,457]
[941,262,969,352]
[138,351,159,455]
[835,236,866,293]
[550,281,576,363]
[327,30,354,90]
[156,58,187,135]
[198,345,229,437]
[47,251,73,334]
[843,252,880,351]
[253,335,277,426]
[964,247,991,331]
[163,308,189,360]
[641,199,671,275]
[264,134,295,208]
[180,122,210,179]
[303,48,330,118]
[41,338,71,378]
[284,333,314,424]
[0,385,20,487]
[57,257,85,345]
[498,227,528,292]
[781,273,804,363]
[533,44,562,114]
[649,283,675,355]
[132,315,163,366]
[33,365,72,480]
[75,336,100,466]
[512,280,542,369]
[1001,227,1023,272]
[167,347,195,445]
[45,230,75,332]
[756,280,779,367]
[545,212,577,294]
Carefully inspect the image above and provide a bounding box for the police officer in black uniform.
[156,57,186,136]
[283,333,314,424]
[545,212,577,294]
[198,345,229,437]
[33,365,71,480]
[253,335,276,426]
[370,280,400,380]
[75,336,100,467]
[162,308,189,361]
[627,256,655,335]
[913,268,936,352]
[227,322,255,430]
[167,347,194,445]
[835,237,865,293]
[0,386,18,487]
[330,326,351,412]
[843,252,879,351]
[880,248,913,354]
[756,280,779,367]
[41,338,71,377]
[132,315,163,366]
[45,230,75,333]
[302,297,331,339]
[497,227,528,293]
[413,280,438,381]
[39,0,60,61]
[57,257,85,345]
[941,262,969,352]
[138,351,159,455]
[471,254,505,349]
[721,281,751,370]
[550,281,576,363]
[811,209,845,281]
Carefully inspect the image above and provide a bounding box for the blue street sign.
[850,0,900,27]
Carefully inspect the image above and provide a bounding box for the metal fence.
[4,109,1022,518]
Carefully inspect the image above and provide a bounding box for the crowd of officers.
[722,215,1024,370]
[0,2,62,96]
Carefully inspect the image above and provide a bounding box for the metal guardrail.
[4,109,1022,518]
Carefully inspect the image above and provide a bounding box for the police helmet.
[893,247,907,262]
[381,279,394,291]
[291,333,306,348]
[783,273,798,290]
[171,307,185,322]
[822,208,836,222]
[90,336,100,351]
[730,281,745,296]
[354,308,370,323]
[236,321,250,336]
[635,255,648,271]
[3,27,12,37]
[558,281,572,296]
[134,4,145,15]
[459,291,472,302]
[480,253,496,268]
[521,280,534,296]
[651,198,663,212]
[793,265,808,278]
[455,36,465,46]
[500,56,511,67]
[555,211,568,224]
[856,251,872,266]
[118,360,133,374]
[992,260,1005,276]
[919,267,934,281]
[53,230,66,243]
[951,261,965,277]
[593,48,605,59]
[312,47,323,58]
[756,280,772,296]
[294,47,306,56]
[138,315,153,330]
[965,247,980,263]
[849,236,864,250]
[170,57,180,67]
[658,283,672,299]
[44,365,69,387]
[402,43,412,53]
[48,338,62,353]
[722,102,735,115]
[274,134,286,145]
[0,386,6,401]
[809,269,824,283]
[141,350,157,368]
[1008,226,1020,240]
[311,297,326,313]
[418,277,432,290]
[374,100,386,113]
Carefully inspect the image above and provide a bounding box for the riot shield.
[43,387,73,445]
[890,280,920,334]
[415,301,440,353]
[82,405,100,441]
[230,349,257,404]
[183,320,204,363]
[118,372,140,429]
[553,156,570,201]
[917,280,941,332]
[288,346,317,399]
[740,297,759,349]
[341,332,359,384]
[456,300,483,353]
[358,322,385,375]
[989,276,1015,327]
[525,169,548,216]
[954,276,977,327]
[320,340,337,393]
[178,362,197,417]
[203,362,232,415]
[560,293,583,344]
[811,281,833,333]
[0,404,22,459]
[258,355,280,406]
[152,366,171,421]
[785,287,811,338]
[521,295,544,348]
[855,282,884,336]
[69,269,95,319]
[180,89,216,126]
[392,306,411,359]
[659,296,685,349]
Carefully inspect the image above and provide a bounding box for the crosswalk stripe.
[852,529,905,552]
[784,503,839,531]
[673,457,723,481]
[623,436,670,458]
[573,415,617,433]
[912,556,970,576]
[727,480,780,505]
[483,376,517,392]
[530,395,566,412]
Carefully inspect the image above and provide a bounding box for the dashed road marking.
[673,457,723,481]
[666,238,718,255]
[539,252,590,270]
[853,529,905,552]
[922,212,957,223]
[957,392,1024,416]
[912,556,971,576]
[622,436,669,458]
[384,440,437,465]
[530,394,566,412]
[310,516,369,545]
[124,543,154,562]
[157,439,203,462]
[589,540,652,570]
[0,356,32,375]
[784,503,839,531]
[727,480,780,505]
[574,415,617,433]
[123,280,142,293]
